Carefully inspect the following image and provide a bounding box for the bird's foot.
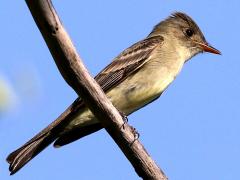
[119,111,128,129]
[130,126,140,145]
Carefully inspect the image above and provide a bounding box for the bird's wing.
[95,35,164,92]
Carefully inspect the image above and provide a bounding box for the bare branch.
[25,0,167,179]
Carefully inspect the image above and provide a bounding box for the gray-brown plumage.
[7,34,163,175]
[7,12,220,175]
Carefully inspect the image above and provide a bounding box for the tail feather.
[7,98,84,175]
[8,132,55,175]
[7,132,47,164]
[54,123,102,148]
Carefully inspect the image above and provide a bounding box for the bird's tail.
[7,131,57,175]
[6,98,84,175]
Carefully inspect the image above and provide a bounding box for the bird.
[7,12,221,175]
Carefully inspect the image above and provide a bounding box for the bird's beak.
[194,41,221,55]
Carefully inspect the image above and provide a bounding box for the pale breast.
[106,64,175,115]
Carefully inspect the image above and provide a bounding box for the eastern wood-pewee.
[7,12,221,174]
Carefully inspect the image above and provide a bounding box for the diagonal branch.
[25,0,167,179]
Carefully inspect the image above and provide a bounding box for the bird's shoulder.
[100,35,164,74]
[94,35,164,92]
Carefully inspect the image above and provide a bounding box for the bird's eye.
[185,28,194,37]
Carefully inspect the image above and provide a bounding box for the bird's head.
[149,12,221,59]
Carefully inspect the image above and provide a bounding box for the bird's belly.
[108,67,174,114]
[65,67,175,129]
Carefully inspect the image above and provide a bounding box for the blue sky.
[0,1,239,180]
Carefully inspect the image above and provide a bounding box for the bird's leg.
[130,126,140,145]
[118,110,128,129]
[117,109,139,144]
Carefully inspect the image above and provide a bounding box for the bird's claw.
[119,111,128,129]
[130,126,140,145]
[117,110,139,144]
